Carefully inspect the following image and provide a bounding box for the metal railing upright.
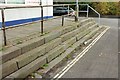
[0,4,101,46]
[79,4,100,25]
[88,5,100,25]
[0,4,77,46]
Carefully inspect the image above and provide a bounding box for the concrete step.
[32,26,106,79]
[0,38,62,78]
[76,23,98,41]
[5,55,46,79]
[45,45,65,63]
[60,21,96,42]
[1,25,75,64]
[82,27,101,45]
[3,45,65,79]
[1,37,45,64]
[1,18,100,79]
[14,38,62,69]
[29,26,105,79]
[1,18,95,64]
[37,47,76,78]
[79,18,94,26]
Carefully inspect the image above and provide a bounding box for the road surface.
[59,18,118,78]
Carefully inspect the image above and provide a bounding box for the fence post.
[41,6,44,34]
[62,15,64,26]
[87,5,89,17]
[98,14,100,25]
[68,5,70,15]
[1,9,7,46]
[76,0,79,21]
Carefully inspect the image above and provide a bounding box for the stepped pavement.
[0,17,109,79]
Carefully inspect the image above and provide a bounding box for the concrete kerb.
[76,30,91,41]
[38,26,106,79]
[86,26,107,45]
[16,37,45,54]
[60,29,78,42]
[44,38,62,53]
[35,26,101,78]
[10,18,96,70]
[60,21,95,42]
[1,37,45,64]
[35,36,89,78]
[45,32,61,43]
[76,21,95,34]
[3,27,79,77]
[62,37,77,50]
[14,46,45,69]
[0,60,18,79]
[9,38,62,69]
[1,18,94,64]
[1,18,99,79]
[35,26,107,79]
[1,46,21,64]
[61,25,77,35]
[82,27,100,45]
[76,23,99,41]
[37,47,75,78]
[46,45,65,63]
[1,23,77,65]
[80,18,93,26]
[5,56,47,79]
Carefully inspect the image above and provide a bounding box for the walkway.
[0,16,81,47]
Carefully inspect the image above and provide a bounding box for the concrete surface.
[61,18,118,78]
[0,17,77,47]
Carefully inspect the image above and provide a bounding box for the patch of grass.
[41,32,49,36]
[66,54,71,59]
[16,41,23,44]
[0,47,7,51]
[43,64,49,67]
[29,73,35,78]
[0,48,3,51]
[14,38,23,45]
[40,63,49,69]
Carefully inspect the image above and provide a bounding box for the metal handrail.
[88,5,100,25]
[0,3,100,46]
[0,4,77,46]
[79,4,100,25]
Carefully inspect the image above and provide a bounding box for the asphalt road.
[60,18,118,78]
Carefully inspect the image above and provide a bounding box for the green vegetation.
[41,63,49,69]
[0,47,7,51]
[92,2,120,15]
[54,2,120,15]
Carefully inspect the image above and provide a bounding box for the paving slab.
[7,56,46,78]
[0,60,18,79]
[0,17,77,47]
[16,37,45,54]
[1,46,21,64]
[46,45,65,63]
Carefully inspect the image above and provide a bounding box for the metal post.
[98,14,100,25]
[76,0,79,21]
[62,16,64,26]
[41,6,44,34]
[1,9,7,46]
[74,15,78,22]
[88,5,101,26]
[68,5,69,15]
[87,5,89,17]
